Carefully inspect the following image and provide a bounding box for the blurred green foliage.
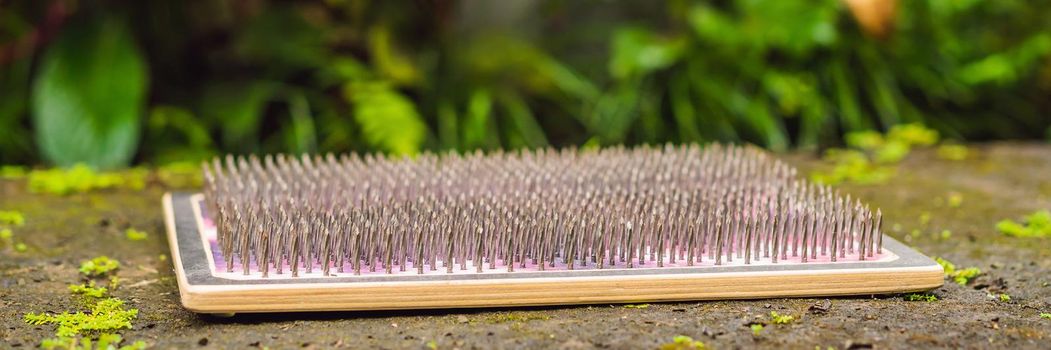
[997,210,1051,238]
[0,0,1050,168]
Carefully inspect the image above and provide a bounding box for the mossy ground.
[2,143,1050,349]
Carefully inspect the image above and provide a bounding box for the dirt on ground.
[2,142,1050,349]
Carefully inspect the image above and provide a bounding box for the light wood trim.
[177,265,943,313]
[164,193,944,313]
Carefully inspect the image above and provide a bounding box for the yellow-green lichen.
[623,304,650,309]
[1040,313,1051,320]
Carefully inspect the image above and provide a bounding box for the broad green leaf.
[32,15,148,169]
[343,81,427,155]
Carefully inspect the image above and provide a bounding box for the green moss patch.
[659,335,707,350]
[124,228,148,241]
[25,298,138,337]
[1,165,27,179]
[936,257,981,285]
[79,256,120,277]
[769,311,794,324]
[0,210,26,226]
[39,333,146,350]
[750,324,764,336]
[811,123,942,185]
[68,282,108,298]
[903,293,938,302]
[28,165,147,195]
[996,210,1051,238]
[937,144,969,161]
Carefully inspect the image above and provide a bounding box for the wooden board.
[163,192,944,313]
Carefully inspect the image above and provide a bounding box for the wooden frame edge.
[164,192,945,313]
[177,264,944,313]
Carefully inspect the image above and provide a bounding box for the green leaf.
[463,89,497,149]
[498,92,548,148]
[609,27,685,80]
[0,55,33,163]
[831,59,868,132]
[669,76,703,142]
[368,26,421,86]
[588,82,641,143]
[233,9,328,73]
[201,81,279,153]
[145,106,215,164]
[285,91,317,154]
[437,99,460,150]
[31,15,148,169]
[737,0,839,56]
[343,81,427,155]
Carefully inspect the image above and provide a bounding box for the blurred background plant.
[1,0,1049,170]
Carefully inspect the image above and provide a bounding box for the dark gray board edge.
[167,192,940,287]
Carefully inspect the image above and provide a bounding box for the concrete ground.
[2,143,1050,349]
